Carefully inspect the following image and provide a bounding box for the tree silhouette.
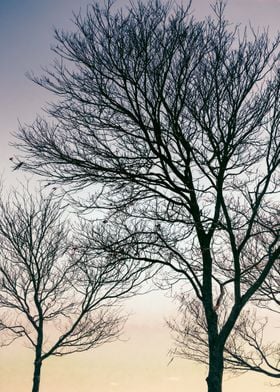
[0,187,145,392]
[169,292,280,379]
[14,1,280,391]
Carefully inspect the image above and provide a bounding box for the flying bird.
[12,161,24,171]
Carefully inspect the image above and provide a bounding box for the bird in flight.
[10,158,24,171]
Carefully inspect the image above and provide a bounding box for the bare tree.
[0,188,145,392]
[224,262,280,378]
[14,1,280,391]
[168,213,280,379]
[224,310,280,379]
[169,293,280,379]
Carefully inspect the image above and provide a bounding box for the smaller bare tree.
[169,290,280,380]
[0,188,144,392]
[223,263,280,379]
[224,310,280,379]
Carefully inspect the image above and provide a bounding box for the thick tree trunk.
[32,358,42,392]
[32,324,44,392]
[206,346,224,392]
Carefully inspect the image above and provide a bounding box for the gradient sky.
[0,1,280,391]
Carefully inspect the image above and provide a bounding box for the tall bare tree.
[14,1,280,391]
[0,188,145,392]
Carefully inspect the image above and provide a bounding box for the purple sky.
[0,0,89,177]
[1,0,280,178]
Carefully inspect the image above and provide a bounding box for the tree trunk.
[32,358,42,392]
[206,346,224,392]
[32,324,44,392]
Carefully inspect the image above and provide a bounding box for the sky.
[0,0,280,391]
